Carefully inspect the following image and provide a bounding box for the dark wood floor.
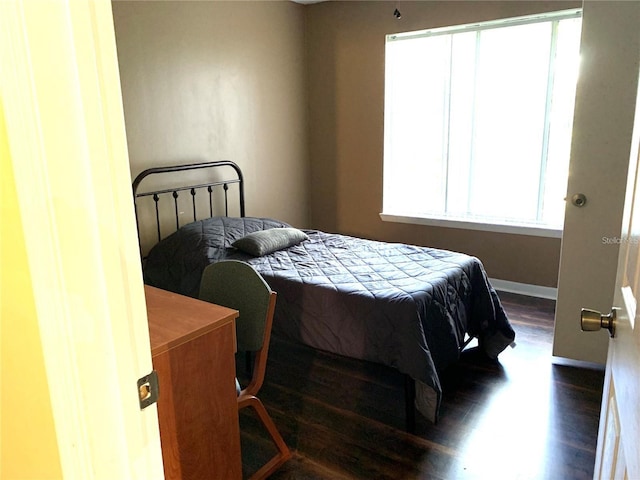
[239,292,605,480]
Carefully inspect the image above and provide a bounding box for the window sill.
[379,212,563,238]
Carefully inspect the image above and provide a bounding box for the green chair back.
[199,260,272,353]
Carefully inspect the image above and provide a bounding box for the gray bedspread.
[144,216,515,421]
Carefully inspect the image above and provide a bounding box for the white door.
[553,1,640,365]
[588,41,640,480]
[1,0,164,477]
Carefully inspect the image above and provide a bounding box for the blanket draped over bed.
[143,216,515,422]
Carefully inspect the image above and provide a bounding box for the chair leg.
[238,395,291,480]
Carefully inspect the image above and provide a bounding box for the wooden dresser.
[145,285,242,479]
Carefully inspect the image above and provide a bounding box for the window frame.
[381,9,582,238]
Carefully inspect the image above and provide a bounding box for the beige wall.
[112,0,309,253]
[306,1,581,287]
[114,0,580,287]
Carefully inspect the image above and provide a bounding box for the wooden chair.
[199,260,291,479]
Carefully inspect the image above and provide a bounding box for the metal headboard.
[132,160,245,256]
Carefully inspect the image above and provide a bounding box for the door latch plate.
[137,370,159,410]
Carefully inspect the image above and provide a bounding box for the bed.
[134,161,516,428]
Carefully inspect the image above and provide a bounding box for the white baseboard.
[551,356,605,370]
[489,278,558,300]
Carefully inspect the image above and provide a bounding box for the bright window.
[383,10,582,233]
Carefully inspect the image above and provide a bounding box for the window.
[382,10,582,235]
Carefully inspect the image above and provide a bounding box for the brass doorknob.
[580,308,616,337]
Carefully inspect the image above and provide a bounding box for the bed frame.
[132,160,456,433]
[132,160,245,257]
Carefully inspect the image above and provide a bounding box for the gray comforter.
[144,216,515,421]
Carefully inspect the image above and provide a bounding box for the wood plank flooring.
[238,292,605,479]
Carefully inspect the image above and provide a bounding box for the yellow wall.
[2,0,165,474]
[0,99,62,478]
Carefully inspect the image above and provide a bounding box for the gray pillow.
[232,227,309,256]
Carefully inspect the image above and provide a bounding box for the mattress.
[143,216,515,421]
